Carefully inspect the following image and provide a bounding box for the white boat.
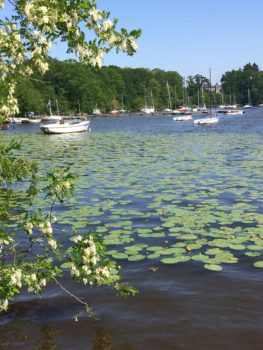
[141,82,155,114]
[194,116,218,125]
[40,118,90,134]
[92,107,101,115]
[11,117,29,124]
[194,84,207,113]
[141,107,155,114]
[194,69,219,125]
[243,89,252,108]
[173,113,193,121]
[225,109,244,115]
[28,117,42,123]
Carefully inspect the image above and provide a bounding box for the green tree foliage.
[221,63,263,105]
[13,59,184,114]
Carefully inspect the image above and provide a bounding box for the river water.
[0,110,263,350]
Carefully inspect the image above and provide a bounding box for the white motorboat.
[141,107,155,114]
[11,117,29,124]
[40,118,90,134]
[173,113,193,121]
[194,116,218,125]
[225,109,244,115]
[92,105,102,115]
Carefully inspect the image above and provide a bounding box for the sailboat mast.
[166,81,172,109]
[55,99,60,115]
[209,68,212,116]
[144,81,147,108]
[182,78,186,107]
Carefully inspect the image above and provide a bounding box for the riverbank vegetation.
[12,60,263,116]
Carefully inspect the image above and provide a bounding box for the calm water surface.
[0,110,263,350]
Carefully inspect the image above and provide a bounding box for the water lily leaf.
[253,261,263,268]
[228,243,246,250]
[147,253,161,259]
[137,228,152,234]
[161,256,190,264]
[128,254,145,261]
[111,252,129,259]
[204,264,222,271]
[245,251,261,257]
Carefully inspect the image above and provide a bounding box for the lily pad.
[204,264,223,271]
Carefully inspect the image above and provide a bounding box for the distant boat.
[0,120,11,130]
[109,97,120,115]
[12,117,30,124]
[219,92,237,109]
[194,116,218,125]
[141,82,155,114]
[194,69,219,125]
[41,99,62,122]
[163,81,172,112]
[92,104,102,115]
[243,89,252,108]
[109,109,119,115]
[225,109,244,115]
[118,96,127,113]
[173,113,193,121]
[173,78,191,114]
[40,117,90,134]
[141,107,155,114]
[194,84,207,112]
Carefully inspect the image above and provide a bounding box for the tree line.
[14,59,263,115]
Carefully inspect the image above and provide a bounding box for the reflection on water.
[1,111,263,349]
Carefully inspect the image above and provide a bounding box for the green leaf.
[161,256,190,264]
[253,261,263,268]
[204,264,223,271]
[60,262,73,269]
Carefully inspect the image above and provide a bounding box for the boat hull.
[194,117,218,125]
[173,115,193,121]
[40,120,90,134]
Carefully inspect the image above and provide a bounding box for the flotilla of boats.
[0,105,256,134]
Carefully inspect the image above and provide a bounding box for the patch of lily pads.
[3,130,263,271]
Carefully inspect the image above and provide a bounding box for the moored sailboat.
[194,69,219,125]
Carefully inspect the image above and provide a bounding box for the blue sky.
[2,0,263,83]
[97,0,263,83]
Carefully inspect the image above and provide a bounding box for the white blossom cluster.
[0,237,13,254]
[0,82,19,116]
[24,219,58,251]
[0,1,140,119]
[0,299,8,312]
[71,235,110,286]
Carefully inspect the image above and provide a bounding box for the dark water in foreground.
[0,110,263,349]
